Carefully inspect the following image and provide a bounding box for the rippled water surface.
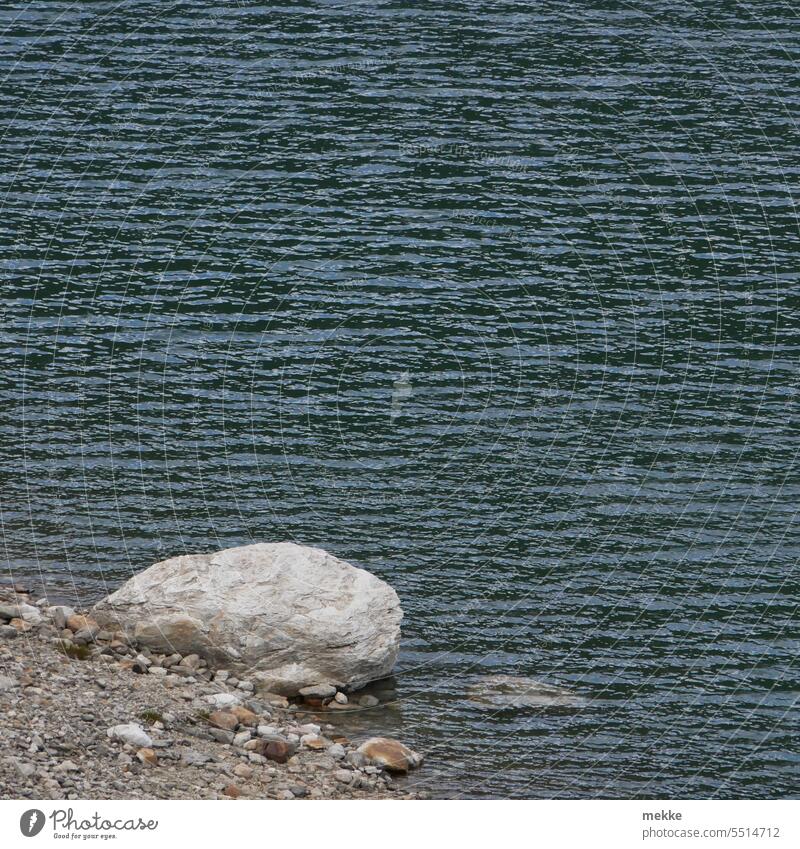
[1,1,799,798]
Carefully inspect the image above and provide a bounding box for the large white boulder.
[92,543,402,695]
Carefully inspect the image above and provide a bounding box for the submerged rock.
[92,542,403,696]
[467,674,586,708]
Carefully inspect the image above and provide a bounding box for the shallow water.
[1,1,798,798]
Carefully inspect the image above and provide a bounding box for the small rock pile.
[0,584,424,801]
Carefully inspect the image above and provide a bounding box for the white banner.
[0,800,797,849]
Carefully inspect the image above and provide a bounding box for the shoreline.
[0,584,424,800]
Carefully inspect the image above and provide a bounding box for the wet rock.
[358,694,379,707]
[357,738,423,773]
[467,675,586,709]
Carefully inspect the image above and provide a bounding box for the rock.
[0,604,18,620]
[9,618,32,632]
[179,749,212,766]
[233,730,252,747]
[255,739,292,764]
[222,784,240,799]
[230,706,258,727]
[358,694,379,707]
[12,758,36,778]
[328,743,346,760]
[0,625,17,638]
[208,728,235,745]
[466,675,586,708]
[357,738,423,773]
[299,683,337,700]
[260,692,289,708]
[148,666,168,677]
[204,692,242,710]
[334,691,348,704]
[92,542,402,695]
[256,725,281,739]
[233,763,253,779]
[334,768,353,784]
[300,734,329,750]
[345,750,369,769]
[66,614,98,634]
[182,653,201,670]
[208,710,239,732]
[107,723,153,748]
[136,747,158,766]
[0,675,19,691]
[73,628,98,644]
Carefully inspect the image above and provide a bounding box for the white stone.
[106,723,153,748]
[93,542,402,695]
[204,692,242,709]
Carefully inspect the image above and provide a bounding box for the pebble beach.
[0,584,424,801]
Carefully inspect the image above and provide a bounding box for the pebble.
[107,723,154,748]
[358,695,380,707]
[334,691,348,704]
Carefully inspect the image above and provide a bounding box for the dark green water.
[1,1,798,798]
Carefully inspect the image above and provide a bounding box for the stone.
[345,750,368,769]
[222,784,240,799]
[256,725,281,739]
[9,618,32,632]
[204,692,242,710]
[255,739,292,764]
[148,666,168,677]
[230,706,258,727]
[300,734,329,750]
[0,675,19,691]
[66,614,98,634]
[328,743,346,760]
[358,694,379,707]
[136,747,158,766]
[466,675,586,709]
[208,728,235,745]
[356,738,423,773]
[299,683,337,700]
[107,723,153,748]
[182,653,201,670]
[208,710,239,732]
[0,625,17,638]
[233,763,253,779]
[233,730,252,747]
[0,604,18,620]
[73,628,98,644]
[92,542,402,695]
[334,691,348,704]
[12,758,36,778]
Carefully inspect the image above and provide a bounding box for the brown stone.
[66,614,98,633]
[9,618,32,632]
[208,710,239,732]
[222,784,240,799]
[302,735,329,750]
[254,739,291,764]
[136,748,158,766]
[356,737,423,773]
[230,706,258,727]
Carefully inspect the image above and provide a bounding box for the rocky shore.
[0,583,424,800]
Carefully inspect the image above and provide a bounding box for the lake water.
[1,1,798,798]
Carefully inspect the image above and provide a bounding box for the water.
[1,1,798,799]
